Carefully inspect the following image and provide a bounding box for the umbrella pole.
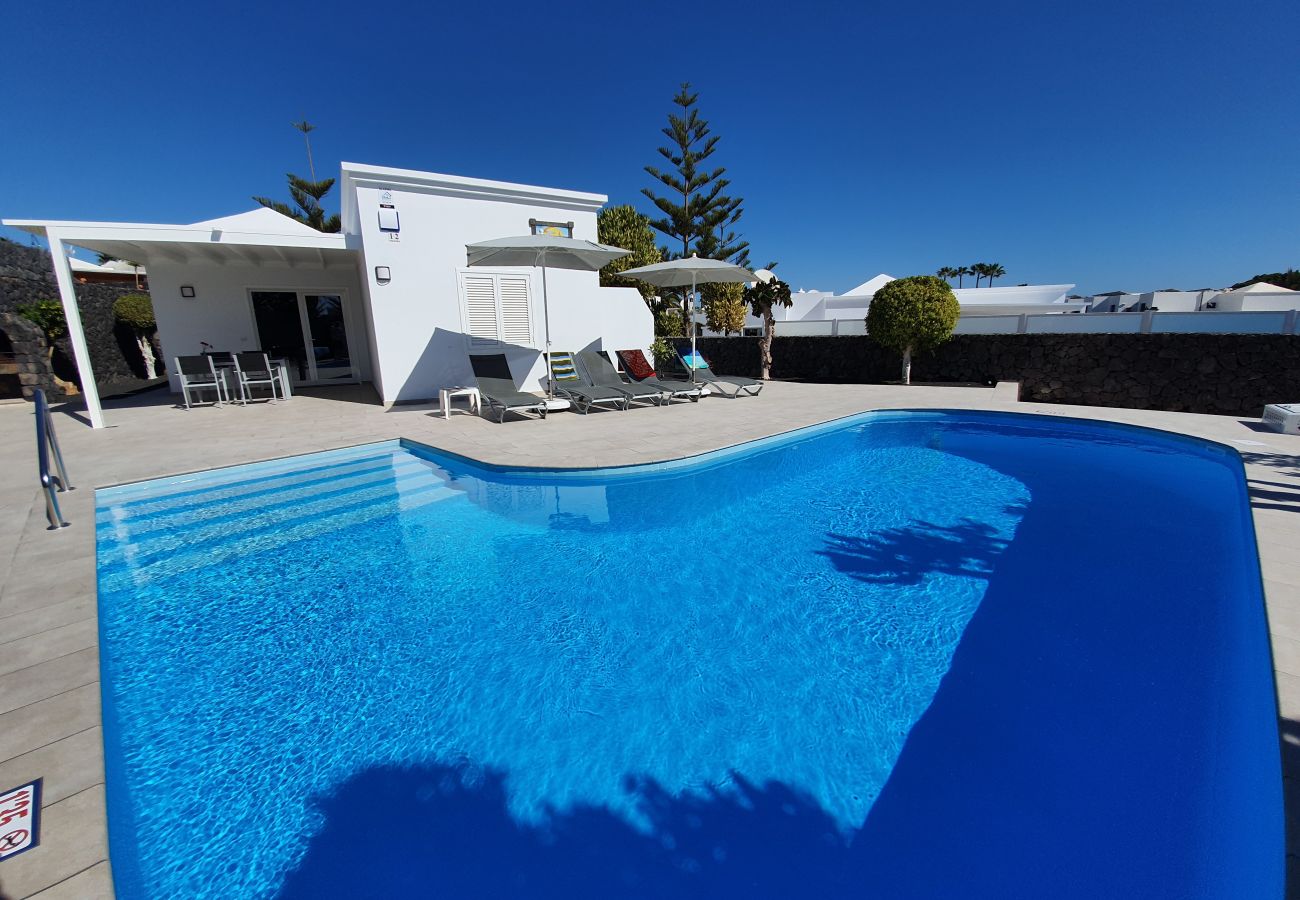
[690,273,697,385]
[541,257,553,400]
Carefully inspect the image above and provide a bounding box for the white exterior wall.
[146,256,368,391]
[1212,293,1300,312]
[783,290,832,322]
[1088,293,1142,313]
[349,182,651,402]
[1140,291,1204,312]
[952,284,1072,308]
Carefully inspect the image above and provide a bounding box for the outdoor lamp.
[180,285,196,298]
[375,266,392,284]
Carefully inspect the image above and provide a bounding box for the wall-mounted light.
[375,266,391,285]
[180,285,196,298]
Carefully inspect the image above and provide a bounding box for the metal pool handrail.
[34,388,72,529]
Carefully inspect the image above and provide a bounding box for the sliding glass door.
[302,294,354,383]
[250,290,356,386]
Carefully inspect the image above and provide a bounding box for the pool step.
[97,446,423,522]
[97,455,435,539]
[97,465,460,591]
[97,461,455,567]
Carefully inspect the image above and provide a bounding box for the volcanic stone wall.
[0,312,52,399]
[696,333,1300,417]
[0,238,157,395]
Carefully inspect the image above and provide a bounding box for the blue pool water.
[95,411,1281,898]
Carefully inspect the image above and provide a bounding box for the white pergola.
[2,209,356,428]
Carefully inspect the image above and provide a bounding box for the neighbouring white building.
[1088,289,1217,313]
[1084,282,1299,313]
[68,255,147,286]
[698,274,1083,336]
[4,162,652,427]
[1207,281,1299,312]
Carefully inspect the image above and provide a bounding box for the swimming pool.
[95,410,1281,898]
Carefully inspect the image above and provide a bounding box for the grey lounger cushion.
[469,354,547,421]
[577,351,663,405]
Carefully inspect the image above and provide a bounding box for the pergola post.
[46,230,105,428]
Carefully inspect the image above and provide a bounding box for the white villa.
[4,162,652,428]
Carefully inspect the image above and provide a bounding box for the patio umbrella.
[616,254,756,383]
[466,235,630,398]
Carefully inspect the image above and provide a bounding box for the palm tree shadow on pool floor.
[819,506,1026,586]
[275,763,866,899]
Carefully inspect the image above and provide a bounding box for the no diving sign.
[0,780,42,862]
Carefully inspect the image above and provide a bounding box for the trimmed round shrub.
[113,293,156,331]
[866,275,960,383]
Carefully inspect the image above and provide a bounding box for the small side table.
[440,386,481,419]
[270,358,293,399]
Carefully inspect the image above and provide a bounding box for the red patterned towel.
[616,349,657,381]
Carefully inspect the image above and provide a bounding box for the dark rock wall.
[0,312,56,399]
[0,238,158,394]
[697,334,1300,417]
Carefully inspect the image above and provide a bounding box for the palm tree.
[970,264,986,288]
[955,266,972,288]
[936,266,957,284]
[292,119,317,181]
[986,263,1006,286]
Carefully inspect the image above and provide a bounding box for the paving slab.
[0,650,98,717]
[26,861,114,900]
[0,683,102,763]
[0,598,96,645]
[0,726,103,807]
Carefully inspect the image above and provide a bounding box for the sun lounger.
[613,349,703,402]
[576,351,663,408]
[469,354,548,422]
[548,352,627,414]
[671,339,763,398]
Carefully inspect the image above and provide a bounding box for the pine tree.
[253,120,341,233]
[641,83,748,264]
[253,174,341,233]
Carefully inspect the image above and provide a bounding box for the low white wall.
[710,311,1300,338]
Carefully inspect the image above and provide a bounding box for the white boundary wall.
[720,311,1300,338]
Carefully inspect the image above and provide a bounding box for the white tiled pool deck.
[1,380,1298,898]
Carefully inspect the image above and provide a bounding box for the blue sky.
[1,0,1296,296]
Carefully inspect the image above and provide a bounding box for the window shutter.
[459,272,533,347]
[498,276,533,345]
[462,274,499,345]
